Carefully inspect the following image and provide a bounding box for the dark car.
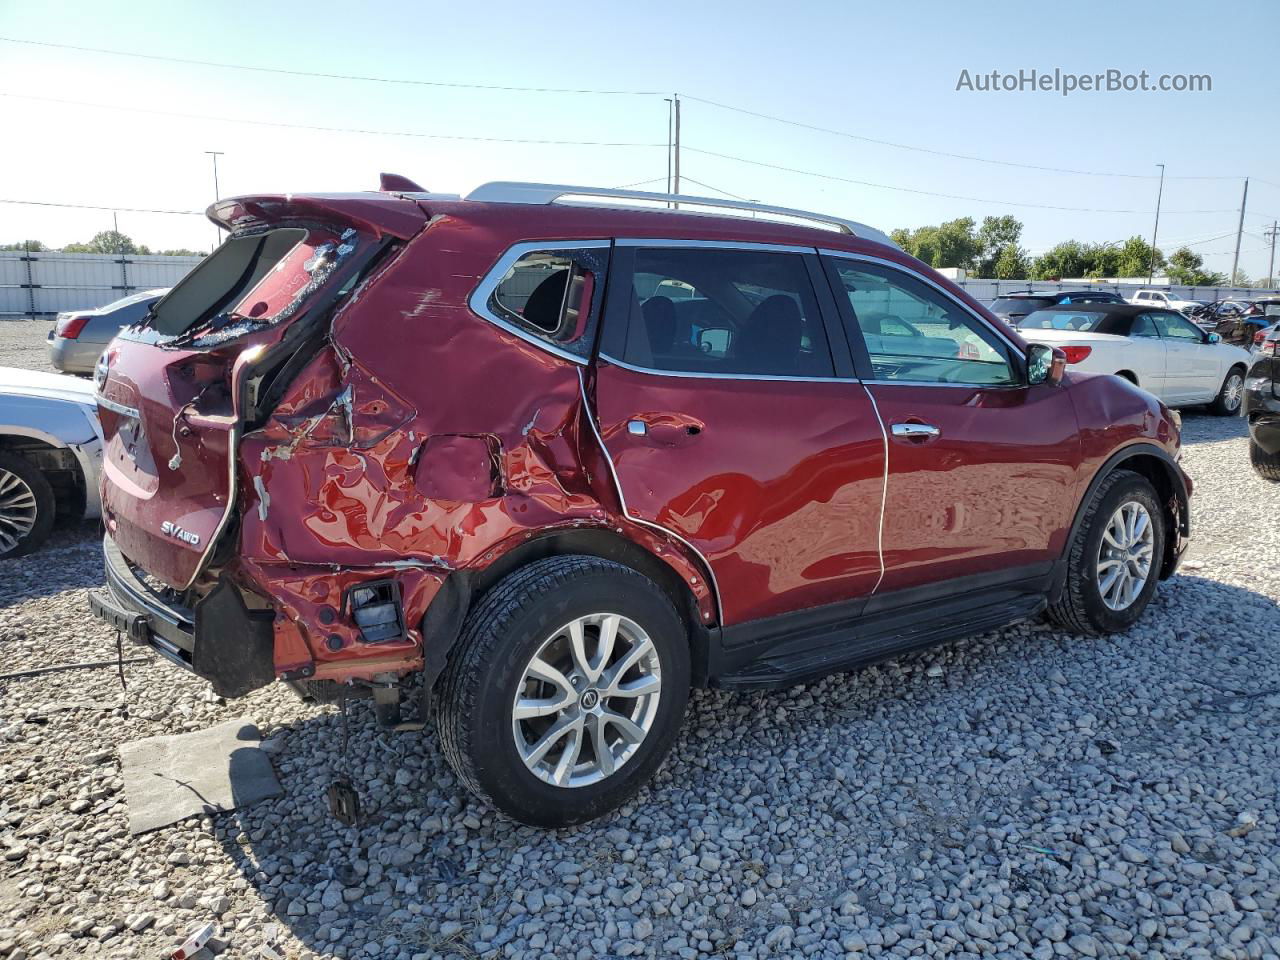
[990,290,1127,326]
[1245,324,1280,481]
[89,178,1190,826]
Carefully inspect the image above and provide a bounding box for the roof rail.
[457,181,897,248]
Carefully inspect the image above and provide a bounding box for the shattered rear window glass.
[146,226,360,346]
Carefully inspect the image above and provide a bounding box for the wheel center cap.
[580,689,600,710]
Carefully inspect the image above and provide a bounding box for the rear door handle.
[891,422,940,439]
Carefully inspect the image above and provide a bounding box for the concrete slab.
[119,717,283,835]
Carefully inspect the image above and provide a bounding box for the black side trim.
[193,579,276,699]
[711,563,1052,690]
[418,570,473,717]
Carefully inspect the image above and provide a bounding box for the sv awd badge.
[160,521,200,546]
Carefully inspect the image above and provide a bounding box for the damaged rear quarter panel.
[235,216,715,683]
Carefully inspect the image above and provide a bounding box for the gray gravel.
[2,319,1279,960]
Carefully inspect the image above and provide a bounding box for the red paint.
[97,188,1185,689]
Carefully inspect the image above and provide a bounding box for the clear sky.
[2,0,1277,278]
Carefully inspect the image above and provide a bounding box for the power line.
[681,94,1242,181]
[0,36,663,96]
[683,146,1238,215]
[0,92,666,149]
[0,198,203,215]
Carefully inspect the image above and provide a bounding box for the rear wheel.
[1249,439,1280,482]
[1210,367,1245,416]
[0,453,55,559]
[436,556,690,826]
[1047,470,1164,635]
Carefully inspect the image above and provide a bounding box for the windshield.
[1019,309,1107,331]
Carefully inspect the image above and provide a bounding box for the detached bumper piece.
[89,535,276,698]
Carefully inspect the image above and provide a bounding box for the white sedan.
[1016,303,1252,414]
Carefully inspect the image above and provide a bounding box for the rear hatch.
[97,194,427,588]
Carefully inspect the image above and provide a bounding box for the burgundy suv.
[89,179,1190,826]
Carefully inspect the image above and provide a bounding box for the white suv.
[1130,290,1200,314]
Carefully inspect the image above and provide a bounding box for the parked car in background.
[1214,309,1277,348]
[1129,290,1201,314]
[1244,324,1280,480]
[989,290,1126,326]
[1018,303,1250,413]
[1251,320,1280,352]
[0,368,102,558]
[47,288,168,375]
[90,179,1190,826]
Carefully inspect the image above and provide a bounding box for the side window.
[1154,311,1204,342]
[484,245,609,359]
[607,247,835,378]
[826,259,1017,386]
[1132,313,1160,337]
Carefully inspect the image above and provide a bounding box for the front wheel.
[1047,470,1165,635]
[0,452,56,559]
[1210,367,1245,416]
[1249,439,1280,482]
[436,556,690,827]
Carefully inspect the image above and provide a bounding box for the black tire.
[436,555,690,827]
[1249,439,1280,482]
[1209,366,1245,416]
[0,452,55,560]
[1047,470,1165,635]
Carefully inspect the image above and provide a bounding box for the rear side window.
[1020,309,1107,331]
[479,244,609,360]
[603,247,835,378]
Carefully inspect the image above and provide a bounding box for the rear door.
[592,241,886,626]
[822,253,1082,595]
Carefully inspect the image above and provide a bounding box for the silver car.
[0,367,103,557]
[47,289,167,375]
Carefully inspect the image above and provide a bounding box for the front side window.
[607,247,835,378]
[827,259,1017,386]
[486,245,609,359]
[1154,311,1204,342]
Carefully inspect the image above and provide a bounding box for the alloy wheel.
[1223,373,1244,411]
[1096,501,1155,611]
[511,613,662,788]
[0,467,38,555]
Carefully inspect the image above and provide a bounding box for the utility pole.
[1231,177,1249,286]
[1148,163,1165,284]
[205,150,224,249]
[672,94,681,209]
[1265,220,1278,288]
[664,98,674,207]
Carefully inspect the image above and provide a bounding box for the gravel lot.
[2,319,1278,960]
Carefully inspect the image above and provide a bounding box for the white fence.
[0,251,204,317]
[954,278,1280,304]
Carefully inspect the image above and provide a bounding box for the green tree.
[892,217,982,270]
[156,248,203,257]
[1030,241,1091,280]
[1166,247,1227,286]
[62,231,152,255]
[1231,268,1252,287]
[0,240,48,251]
[1112,235,1164,278]
[990,243,1030,279]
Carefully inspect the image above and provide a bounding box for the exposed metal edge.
[600,352,860,384]
[177,424,239,591]
[577,367,724,624]
[861,384,889,596]
[95,394,140,419]
[468,239,611,367]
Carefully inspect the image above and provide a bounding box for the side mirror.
[1027,343,1066,386]
[1207,332,1221,344]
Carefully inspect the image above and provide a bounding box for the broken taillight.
[1060,345,1093,364]
[345,580,405,644]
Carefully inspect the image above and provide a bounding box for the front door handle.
[891,422,940,440]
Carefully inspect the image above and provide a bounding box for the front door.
[592,242,886,626]
[823,254,1082,595]
[1155,310,1217,401]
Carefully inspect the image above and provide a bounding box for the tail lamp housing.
[1059,345,1093,364]
[344,580,406,644]
[55,314,92,340]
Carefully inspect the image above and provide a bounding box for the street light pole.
[205,151,224,250]
[1231,177,1250,287]
[1148,163,1165,284]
